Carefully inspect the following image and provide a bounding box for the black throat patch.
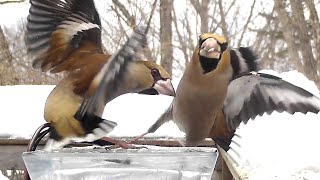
[199,56,220,74]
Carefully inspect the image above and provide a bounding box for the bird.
[138,33,320,153]
[26,0,175,149]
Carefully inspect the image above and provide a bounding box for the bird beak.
[199,38,221,59]
[153,79,176,97]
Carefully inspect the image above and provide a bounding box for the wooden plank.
[217,145,248,180]
[0,138,44,145]
[0,145,42,170]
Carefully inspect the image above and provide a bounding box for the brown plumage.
[142,33,320,151]
[26,0,175,149]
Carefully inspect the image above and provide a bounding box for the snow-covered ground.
[0,82,184,139]
[1,70,317,139]
[0,171,8,180]
[1,70,320,179]
[228,70,320,180]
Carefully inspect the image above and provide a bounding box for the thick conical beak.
[199,38,221,59]
[153,79,176,97]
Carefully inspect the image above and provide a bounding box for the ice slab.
[23,146,218,180]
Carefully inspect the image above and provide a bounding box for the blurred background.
[0,0,320,87]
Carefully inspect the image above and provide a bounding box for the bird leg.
[128,108,171,144]
[126,132,149,144]
[100,137,147,149]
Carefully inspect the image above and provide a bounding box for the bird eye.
[151,68,160,77]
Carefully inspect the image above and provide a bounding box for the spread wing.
[223,72,320,130]
[27,0,109,95]
[74,28,147,120]
[27,0,103,72]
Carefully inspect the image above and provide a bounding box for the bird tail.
[212,137,232,152]
[230,47,260,78]
[44,116,117,150]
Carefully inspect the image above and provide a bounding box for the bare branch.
[160,0,173,75]
[112,0,136,28]
[217,0,229,41]
[0,0,25,5]
[237,0,256,46]
[172,5,189,65]
[190,0,210,33]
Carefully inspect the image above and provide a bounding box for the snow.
[2,70,316,140]
[0,82,184,139]
[104,93,184,138]
[1,70,320,179]
[0,1,29,27]
[0,171,8,180]
[227,70,320,179]
[230,111,320,179]
[0,85,54,138]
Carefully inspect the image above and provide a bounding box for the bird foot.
[106,143,147,150]
[126,132,149,144]
[100,137,147,150]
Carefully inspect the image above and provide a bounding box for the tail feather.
[212,137,232,152]
[230,47,260,78]
[44,117,117,150]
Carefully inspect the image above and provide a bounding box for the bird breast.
[172,73,230,145]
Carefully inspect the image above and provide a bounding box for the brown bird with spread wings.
[141,33,320,151]
[26,0,175,149]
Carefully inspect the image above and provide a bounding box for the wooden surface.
[217,145,246,180]
[0,138,215,170]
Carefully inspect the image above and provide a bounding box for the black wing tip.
[257,72,282,80]
[230,47,260,78]
[75,112,117,135]
[227,71,320,132]
[238,46,260,72]
[213,137,232,151]
[49,125,63,141]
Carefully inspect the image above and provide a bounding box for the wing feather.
[26,0,102,73]
[224,72,320,130]
[74,27,147,120]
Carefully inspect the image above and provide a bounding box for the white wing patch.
[57,19,100,41]
[234,49,249,73]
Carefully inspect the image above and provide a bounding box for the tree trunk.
[160,0,173,75]
[190,0,210,34]
[0,26,18,85]
[274,1,305,69]
[218,0,229,41]
[112,0,156,62]
[304,0,320,64]
[275,0,320,88]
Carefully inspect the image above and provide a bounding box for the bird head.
[197,33,228,73]
[127,61,176,97]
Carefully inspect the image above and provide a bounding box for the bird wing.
[147,103,174,133]
[27,0,103,72]
[223,72,320,130]
[75,28,147,120]
[27,0,148,123]
[27,0,110,96]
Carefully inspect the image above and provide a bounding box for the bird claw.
[100,137,148,150]
[106,143,148,150]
